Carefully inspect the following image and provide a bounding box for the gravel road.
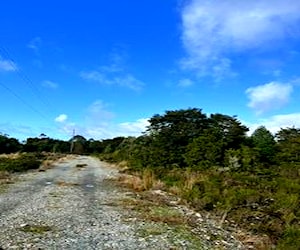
[0,156,245,250]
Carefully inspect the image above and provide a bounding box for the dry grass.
[151,179,166,190]
[117,169,164,192]
[0,171,13,185]
[235,231,273,250]
[0,153,20,159]
[117,160,128,169]
[118,174,144,191]
[55,180,79,187]
[142,169,155,190]
[39,153,68,171]
[39,160,53,171]
[167,171,204,197]
[168,185,182,196]
[0,171,10,179]
[183,171,202,190]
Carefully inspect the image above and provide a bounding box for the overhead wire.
[0,81,49,122]
[0,46,56,115]
[0,46,67,138]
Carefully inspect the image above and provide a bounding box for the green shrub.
[0,154,41,172]
[277,226,300,250]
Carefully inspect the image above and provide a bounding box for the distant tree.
[53,140,70,153]
[251,126,276,164]
[0,134,22,153]
[103,137,126,154]
[23,137,47,152]
[276,127,300,162]
[87,139,104,154]
[39,133,48,139]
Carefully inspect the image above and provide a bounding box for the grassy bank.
[112,161,300,249]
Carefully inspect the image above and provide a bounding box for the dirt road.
[0,156,244,250]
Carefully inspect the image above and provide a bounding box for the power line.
[0,80,67,140]
[0,46,55,114]
[0,81,49,122]
[0,45,70,139]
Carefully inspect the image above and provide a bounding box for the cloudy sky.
[1,0,300,140]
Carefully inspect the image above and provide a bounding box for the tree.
[146,108,209,167]
[251,126,276,163]
[87,139,104,154]
[276,127,300,163]
[0,134,22,153]
[184,128,224,169]
[23,137,52,152]
[209,114,249,150]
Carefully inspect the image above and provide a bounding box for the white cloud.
[55,114,68,123]
[181,0,300,78]
[87,100,115,124]
[246,82,293,114]
[80,50,145,91]
[54,100,149,139]
[28,37,42,54]
[80,71,106,83]
[0,58,17,72]
[118,118,149,135]
[84,118,149,139]
[246,113,300,135]
[83,100,148,138]
[115,74,144,90]
[81,71,144,91]
[42,80,58,89]
[178,78,194,87]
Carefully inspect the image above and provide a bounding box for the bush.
[0,154,41,172]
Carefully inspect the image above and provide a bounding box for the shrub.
[0,154,41,172]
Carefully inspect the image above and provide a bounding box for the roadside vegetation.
[0,133,69,177]
[95,108,300,249]
[1,107,300,249]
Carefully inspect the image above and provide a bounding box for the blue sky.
[1,0,300,141]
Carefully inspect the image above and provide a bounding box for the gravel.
[0,156,245,249]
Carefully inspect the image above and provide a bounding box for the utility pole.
[70,129,75,153]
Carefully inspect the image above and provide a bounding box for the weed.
[142,168,155,190]
[136,224,165,237]
[19,224,52,234]
[146,206,185,225]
